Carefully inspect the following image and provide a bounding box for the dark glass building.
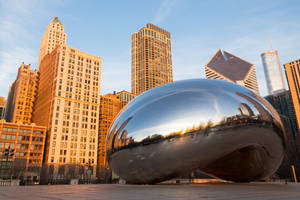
[265,90,298,135]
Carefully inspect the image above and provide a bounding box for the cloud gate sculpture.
[106,79,286,184]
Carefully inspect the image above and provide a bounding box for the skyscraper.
[205,49,259,94]
[5,63,38,124]
[33,44,102,178]
[38,16,67,67]
[97,93,121,180]
[261,50,286,95]
[131,23,173,95]
[284,60,300,132]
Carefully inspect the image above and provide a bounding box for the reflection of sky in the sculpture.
[109,80,263,142]
[114,81,234,128]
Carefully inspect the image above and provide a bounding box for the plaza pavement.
[0,182,300,200]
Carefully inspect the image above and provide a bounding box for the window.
[32,137,43,142]
[33,130,41,134]
[18,135,30,141]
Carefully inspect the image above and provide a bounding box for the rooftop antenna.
[269,38,274,51]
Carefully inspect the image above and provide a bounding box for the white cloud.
[0,20,23,43]
[152,0,178,24]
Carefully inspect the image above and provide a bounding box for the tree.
[11,158,27,179]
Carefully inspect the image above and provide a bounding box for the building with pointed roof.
[33,44,102,179]
[205,49,259,94]
[38,16,67,67]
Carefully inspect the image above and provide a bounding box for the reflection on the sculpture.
[107,114,284,155]
[106,79,286,184]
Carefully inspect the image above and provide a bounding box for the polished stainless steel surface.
[106,79,286,184]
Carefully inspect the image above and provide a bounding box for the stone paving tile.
[0,183,300,200]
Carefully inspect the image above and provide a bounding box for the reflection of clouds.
[152,0,178,24]
[186,89,224,122]
[212,97,222,120]
[130,120,196,142]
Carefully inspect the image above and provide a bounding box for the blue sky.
[0,0,300,97]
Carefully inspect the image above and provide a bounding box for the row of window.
[0,142,14,149]
[0,151,39,157]
[53,157,95,164]
[57,149,99,157]
[1,128,43,134]
[0,134,43,142]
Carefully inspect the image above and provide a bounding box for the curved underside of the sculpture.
[106,79,286,184]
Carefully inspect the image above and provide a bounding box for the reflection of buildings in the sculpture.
[238,103,254,116]
[236,91,286,143]
[114,130,134,149]
[106,117,133,158]
[106,90,286,160]
[236,92,272,121]
[236,91,284,123]
[107,114,283,156]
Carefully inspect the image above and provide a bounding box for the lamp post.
[1,146,14,180]
[291,165,298,183]
[85,161,92,184]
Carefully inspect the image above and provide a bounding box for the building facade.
[265,91,298,135]
[38,16,67,67]
[131,23,173,95]
[261,50,286,95]
[116,90,136,109]
[205,49,259,94]
[97,91,136,181]
[33,45,102,178]
[5,63,38,124]
[0,120,46,181]
[284,60,300,133]
[0,97,6,119]
[97,93,121,180]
